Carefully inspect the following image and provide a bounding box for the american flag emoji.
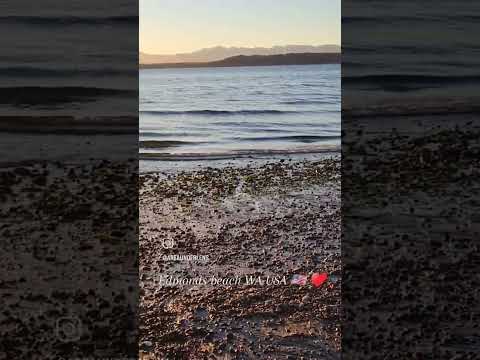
[290,274,308,285]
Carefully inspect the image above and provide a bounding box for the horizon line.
[141,44,341,56]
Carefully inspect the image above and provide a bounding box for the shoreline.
[139,146,340,161]
[140,150,340,174]
[140,53,340,70]
[140,62,339,70]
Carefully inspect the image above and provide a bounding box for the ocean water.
[343,0,480,117]
[140,64,340,158]
[0,0,137,117]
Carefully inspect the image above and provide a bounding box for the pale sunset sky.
[140,0,340,54]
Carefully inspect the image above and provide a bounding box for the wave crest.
[140,109,301,116]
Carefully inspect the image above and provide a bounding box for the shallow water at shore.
[140,150,339,173]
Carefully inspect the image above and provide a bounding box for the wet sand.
[140,156,341,359]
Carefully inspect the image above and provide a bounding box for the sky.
[140,0,340,54]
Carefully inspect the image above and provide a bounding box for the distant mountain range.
[140,53,341,69]
[140,45,340,64]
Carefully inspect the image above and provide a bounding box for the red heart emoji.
[311,272,328,287]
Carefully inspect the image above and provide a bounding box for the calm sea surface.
[140,64,340,157]
[0,0,137,117]
[343,0,480,117]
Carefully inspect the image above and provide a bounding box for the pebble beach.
[140,156,341,359]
